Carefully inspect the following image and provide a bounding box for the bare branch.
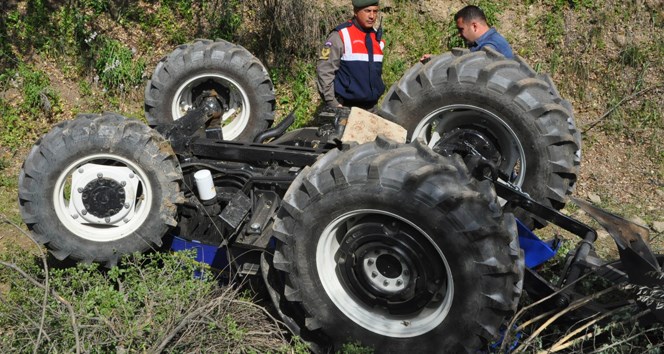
[500,270,596,353]
[582,84,662,134]
[0,215,52,353]
[542,306,625,353]
[230,299,292,342]
[149,287,234,353]
[588,326,664,354]
[513,283,622,353]
[0,260,81,354]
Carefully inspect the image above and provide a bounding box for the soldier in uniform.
[316,0,385,112]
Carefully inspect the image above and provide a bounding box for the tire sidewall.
[289,183,511,352]
[398,87,549,202]
[20,116,181,264]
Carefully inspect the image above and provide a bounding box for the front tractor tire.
[271,138,524,353]
[144,39,276,141]
[18,113,183,267]
[380,48,581,229]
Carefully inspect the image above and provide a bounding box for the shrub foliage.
[0,246,297,353]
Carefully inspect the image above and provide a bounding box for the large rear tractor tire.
[271,137,524,353]
[380,48,581,229]
[145,39,275,141]
[18,113,183,267]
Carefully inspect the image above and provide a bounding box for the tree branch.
[0,215,82,354]
[513,284,621,353]
[582,85,662,134]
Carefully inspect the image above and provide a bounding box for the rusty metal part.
[572,197,663,322]
[571,197,660,275]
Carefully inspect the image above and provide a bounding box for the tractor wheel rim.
[413,104,526,187]
[171,73,251,140]
[53,154,153,242]
[316,209,454,337]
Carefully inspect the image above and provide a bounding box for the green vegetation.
[340,341,375,354]
[91,36,146,92]
[273,62,317,129]
[203,0,244,41]
[383,3,446,85]
[0,63,60,150]
[0,245,302,352]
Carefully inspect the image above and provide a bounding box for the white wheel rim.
[316,209,454,337]
[53,154,153,242]
[171,73,251,140]
[413,104,527,187]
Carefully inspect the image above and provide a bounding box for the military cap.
[352,0,379,7]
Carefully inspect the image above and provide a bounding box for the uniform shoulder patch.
[319,42,332,60]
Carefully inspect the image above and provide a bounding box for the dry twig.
[1,216,54,354]
[499,270,596,353]
[149,286,238,353]
[588,325,664,354]
[513,284,622,353]
[582,84,662,134]
[0,260,81,354]
[540,306,626,353]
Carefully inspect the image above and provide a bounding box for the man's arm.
[316,32,343,107]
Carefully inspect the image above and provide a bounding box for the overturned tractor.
[18,40,662,352]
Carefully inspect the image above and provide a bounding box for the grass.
[0,63,60,150]
[0,193,22,227]
[272,62,318,129]
[0,243,303,353]
[202,0,244,42]
[383,2,446,84]
[90,36,146,92]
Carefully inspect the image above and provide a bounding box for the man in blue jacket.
[455,5,513,58]
[316,0,385,111]
[420,5,513,63]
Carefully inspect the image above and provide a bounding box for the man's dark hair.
[454,5,487,23]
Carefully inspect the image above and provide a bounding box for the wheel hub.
[432,127,501,165]
[361,248,410,295]
[336,218,445,315]
[172,73,250,140]
[317,210,455,337]
[67,163,139,225]
[82,177,126,218]
[414,106,526,187]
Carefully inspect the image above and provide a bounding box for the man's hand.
[419,54,432,64]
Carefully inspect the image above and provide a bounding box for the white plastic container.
[194,169,216,201]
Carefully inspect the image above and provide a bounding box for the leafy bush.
[90,36,146,92]
[0,64,59,150]
[0,246,299,353]
[201,0,244,42]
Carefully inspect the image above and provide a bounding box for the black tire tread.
[18,113,184,267]
[380,47,581,228]
[271,137,524,353]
